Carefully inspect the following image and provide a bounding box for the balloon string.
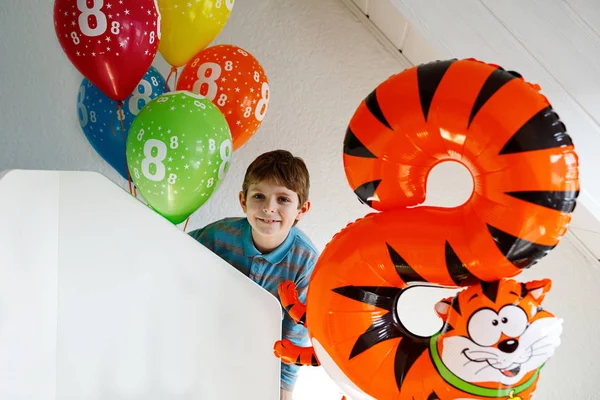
[109,100,126,139]
[109,101,119,138]
[183,217,190,232]
[127,168,133,195]
[117,100,125,136]
[165,66,178,91]
[118,99,133,195]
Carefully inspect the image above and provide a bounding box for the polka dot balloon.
[53,0,161,100]
[177,44,270,151]
[126,91,232,224]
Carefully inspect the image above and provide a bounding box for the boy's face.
[239,180,310,247]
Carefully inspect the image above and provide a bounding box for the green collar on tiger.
[429,334,543,397]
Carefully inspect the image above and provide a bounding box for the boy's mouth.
[257,217,281,224]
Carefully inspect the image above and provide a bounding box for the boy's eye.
[252,194,264,199]
[279,197,291,203]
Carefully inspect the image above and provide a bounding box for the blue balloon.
[77,66,169,180]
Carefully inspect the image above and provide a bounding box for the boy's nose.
[263,199,277,213]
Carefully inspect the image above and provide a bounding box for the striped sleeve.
[188,224,215,251]
[282,246,318,347]
[295,259,316,305]
[294,244,319,305]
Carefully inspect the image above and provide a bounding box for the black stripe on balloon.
[417,59,456,121]
[480,281,500,303]
[445,241,478,286]
[349,312,403,359]
[365,89,392,130]
[332,286,402,311]
[299,313,306,326]
[285,305,305,325]
[487,224,555,269]
[520,282,529,299]
[295,354,302,366]
[508,70,523,78]
[505,190,579,213]
[343,127,377,158]
[450,296,461,317]
[354,179,381,206]
[427,393,441,400]
[387,243,427,283]
[499,106,573,155]
[394,336,429,390]
[468,68,517,127]
[310,354,320,366]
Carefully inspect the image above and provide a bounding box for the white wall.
[0,0,410,252]
[1,0,600,398]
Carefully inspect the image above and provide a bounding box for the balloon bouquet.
[54,0,271,224]
[274,59,579,399]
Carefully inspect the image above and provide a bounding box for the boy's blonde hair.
[242,150,310,207]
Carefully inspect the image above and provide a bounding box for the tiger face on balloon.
[430,279,562,399]
[275,278,562,400]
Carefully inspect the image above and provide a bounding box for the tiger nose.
[498,339,519,353]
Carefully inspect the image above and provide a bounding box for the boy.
[188,150,319,400]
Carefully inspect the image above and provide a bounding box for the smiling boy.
[188,150,319,399]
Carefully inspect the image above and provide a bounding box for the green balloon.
[126,91,232,224]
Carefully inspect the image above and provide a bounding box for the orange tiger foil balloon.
[274,59,578,399]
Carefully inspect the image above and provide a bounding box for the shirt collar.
[241,218,296,264]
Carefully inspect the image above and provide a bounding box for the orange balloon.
[177,44,270,151]
[273,58,579,399]
[343,58,579,214]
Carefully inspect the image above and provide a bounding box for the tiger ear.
[435,298,452,321]
[525,279,552,302]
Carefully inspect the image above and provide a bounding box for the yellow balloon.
[157,0,235,67]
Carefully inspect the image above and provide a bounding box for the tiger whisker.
[530,352,551,358]
[531,343,553,351]
[475,364,492,375]
[467,351,497,357]
[527,335,549,349]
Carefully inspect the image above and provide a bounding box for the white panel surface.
[0,170,282,400]
[0,170,59,400]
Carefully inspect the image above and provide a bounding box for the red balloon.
[54,0,161,101]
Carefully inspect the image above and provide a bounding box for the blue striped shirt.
[188,217,319,391]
